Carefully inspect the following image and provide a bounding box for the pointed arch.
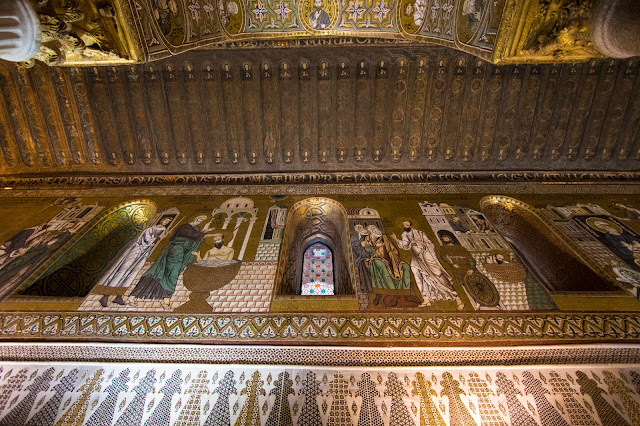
[480,196,620,293]
[16,200,157,298]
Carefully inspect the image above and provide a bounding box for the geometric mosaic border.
[2,312,640,344]
[2,362,640,425]
[1,343,640,366]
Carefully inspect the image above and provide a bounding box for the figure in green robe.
[129,215,214,309]
[362,225,412,294]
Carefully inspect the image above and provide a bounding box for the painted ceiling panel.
[0,47,638,177]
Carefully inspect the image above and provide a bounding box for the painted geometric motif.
[0,364,638,425]
[245,0,302,32]
[3,311,640,343]
[337,0,396,31]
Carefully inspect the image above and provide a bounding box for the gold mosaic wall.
[0,192,639,320]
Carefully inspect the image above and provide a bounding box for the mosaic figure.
[143,370,183,426]
[298,371,322,426]
[440,372,478,426]
[351,224,373,293]
[583,217,640,267]
[521,371,569,426]
[494,372,537,426]
[175,370,210,425]
[114,369,157,426]
[412,372,446,426]
[0,221,51,263]
[86,369,131,426]
[95,215,175,307]
[393,221,461,308]
[614,203,640,220]
[235,371,265,426]
[466,372,507,425]
[604,371,640,425]
[266,371,294,426]
[384,372,415,426]
[0,368,28,413]
[129,215,216,309]
[204,370,236,426]
[356,373,384,426]
[195,232,234,261]
[0,227,76,291]
[25,368,79,426]
[439,232,500,308]
[56,369,104,426]
[461,0,484,30]
[547,371,599,425]
[327,372,352,425]
[575,371,629,426]
[152,0,185,43]
[362,224,412,303]
[0,367,54,426]
[309,0,330,29]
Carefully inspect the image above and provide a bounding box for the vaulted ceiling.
[0,46,639,181]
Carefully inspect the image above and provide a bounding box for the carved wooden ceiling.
[0,46,639,178]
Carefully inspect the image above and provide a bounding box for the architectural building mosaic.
[0,362,639,425]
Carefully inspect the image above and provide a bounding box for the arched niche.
[480,196,621,293]
[275,197,355,301]
[15,200,157,298]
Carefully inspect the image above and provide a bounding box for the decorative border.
[2,171,640,188]
[2,312,640,345]
[1,342,640,366]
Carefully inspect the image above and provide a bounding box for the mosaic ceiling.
[0,47,638,178]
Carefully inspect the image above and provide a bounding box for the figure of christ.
[194,232,235,261]
[309,0,330,29]
[393,221,463,309]
[362,224,413,306]
[127,215,218,309]
[94,216,173,308]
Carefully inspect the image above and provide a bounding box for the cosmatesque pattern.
[1,312,640,343]
[0,363,639,425]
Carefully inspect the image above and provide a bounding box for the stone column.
[592,0,640,58]
[0,0,40,62]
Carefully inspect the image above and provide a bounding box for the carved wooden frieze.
[0,47,639,177]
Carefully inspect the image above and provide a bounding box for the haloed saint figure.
[309,0,330,29]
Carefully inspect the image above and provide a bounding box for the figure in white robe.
[94,216,173,307]
[393,221,462,308]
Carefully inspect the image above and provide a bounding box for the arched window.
[301,242,334,295]
[276,197,354,296]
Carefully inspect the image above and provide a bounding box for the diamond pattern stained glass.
[301,243,334,295]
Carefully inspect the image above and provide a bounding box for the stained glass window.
[300,242,334,296]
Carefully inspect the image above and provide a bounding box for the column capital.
[0,0,40,62]
[592,0,640,58]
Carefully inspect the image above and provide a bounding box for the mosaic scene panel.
[0,193,638,345]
